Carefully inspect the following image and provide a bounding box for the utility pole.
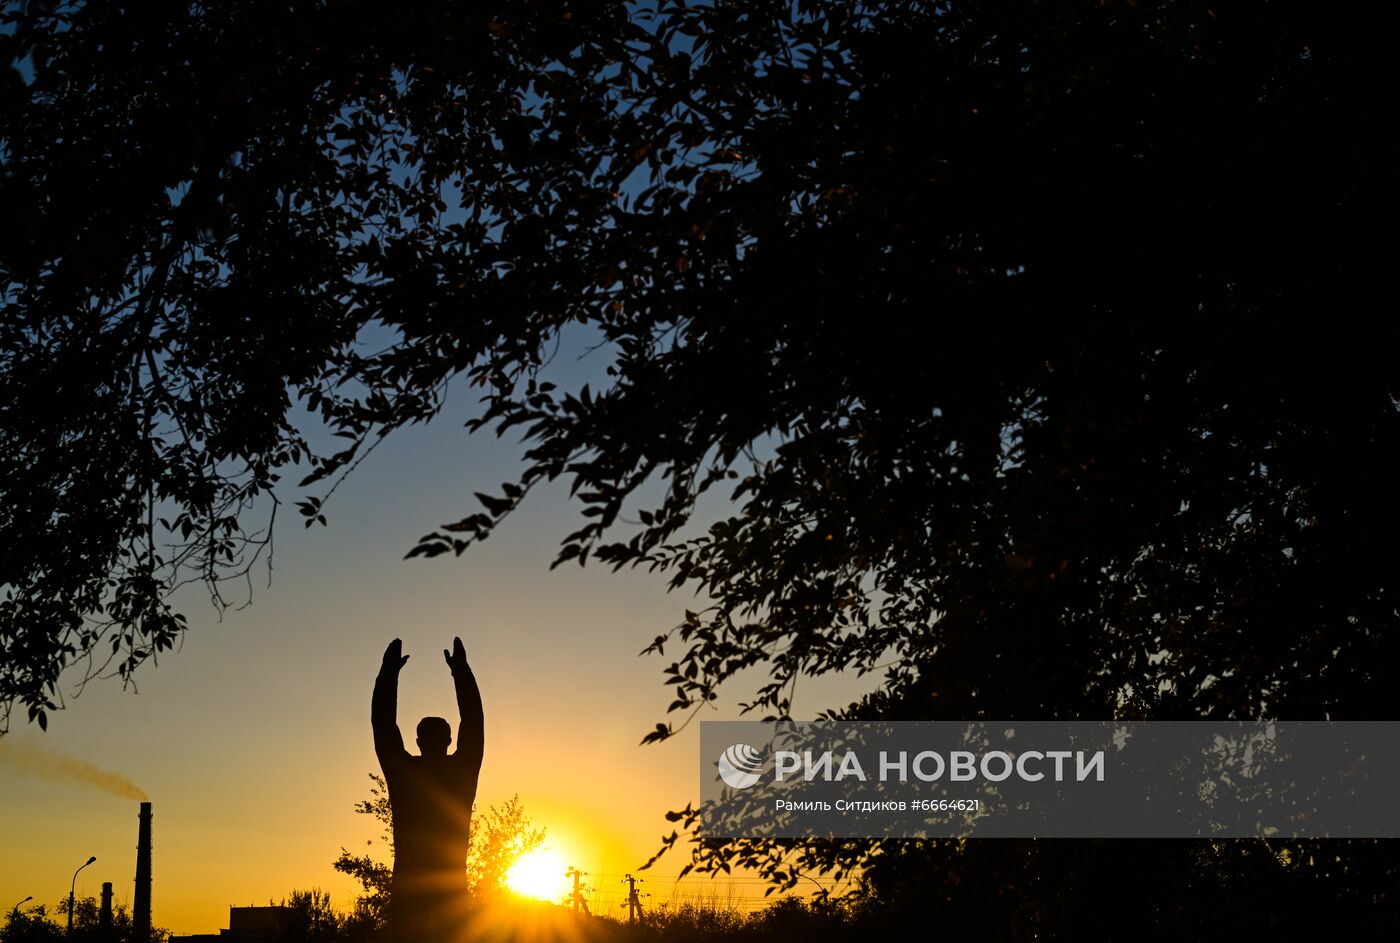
[621,874,646,925]
[565,867,590,914]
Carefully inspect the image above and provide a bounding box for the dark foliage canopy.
[2,0,1397,925]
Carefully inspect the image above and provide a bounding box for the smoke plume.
[0,735,148,800]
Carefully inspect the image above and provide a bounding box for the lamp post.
[67,856,96,938]
[10,896,33,918]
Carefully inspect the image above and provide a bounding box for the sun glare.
[505,847,568,902]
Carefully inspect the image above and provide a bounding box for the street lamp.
[10,896,33,918]
[67,856,96,938]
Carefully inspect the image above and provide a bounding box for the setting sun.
[505,848,568,902]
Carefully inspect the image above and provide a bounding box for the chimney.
[99,882,113,942]
[134,801,152,943]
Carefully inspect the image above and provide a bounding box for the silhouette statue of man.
[373,637,484,943]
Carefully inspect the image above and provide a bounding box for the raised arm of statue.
[444,637,485,774]
[373,638,411,765]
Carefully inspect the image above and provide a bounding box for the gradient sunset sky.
[0,330,868,934]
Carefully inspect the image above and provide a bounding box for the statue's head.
[416,716,452,756]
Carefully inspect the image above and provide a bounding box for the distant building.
[169,906,292,943]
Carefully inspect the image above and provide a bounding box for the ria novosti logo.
[716,743,765,789]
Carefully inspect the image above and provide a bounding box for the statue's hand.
[444,636,469,675]
[382,638,410,672]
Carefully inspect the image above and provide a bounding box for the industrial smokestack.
[134,802,152,943]
[99,882,113,942]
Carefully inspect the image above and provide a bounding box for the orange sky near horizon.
[0,346,871,934]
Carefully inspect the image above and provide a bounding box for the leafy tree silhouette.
[275,890,349,943]
[3,0,1397,931]
[1,896,166,943]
